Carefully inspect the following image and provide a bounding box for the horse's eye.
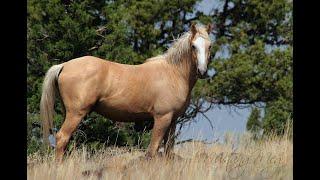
[208,45,211,49]
[192,45,196,50]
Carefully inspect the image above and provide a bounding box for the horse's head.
[189,23,213,79]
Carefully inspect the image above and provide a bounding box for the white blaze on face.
[193,37,207,74]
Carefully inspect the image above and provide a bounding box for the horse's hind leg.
[163,121,176,157]
[55,110,87,162]
[163,121,183,160]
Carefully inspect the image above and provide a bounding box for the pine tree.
[246,108,262,138]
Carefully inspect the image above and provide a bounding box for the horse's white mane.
[165,32,193,64]
[145,32,191,64]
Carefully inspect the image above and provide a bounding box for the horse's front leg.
[145,112,173,159]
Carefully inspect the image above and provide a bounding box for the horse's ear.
[190,22,197,39]
[206,23,213,34]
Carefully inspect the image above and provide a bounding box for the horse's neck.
[169,55,198,92]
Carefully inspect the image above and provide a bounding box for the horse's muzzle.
[197,69,209,79]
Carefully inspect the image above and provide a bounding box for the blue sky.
[177,105,252,143]
[177,0,252,142]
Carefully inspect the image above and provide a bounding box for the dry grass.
[27,132,292,180]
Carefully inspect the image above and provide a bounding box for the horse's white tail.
[40,64,64,145]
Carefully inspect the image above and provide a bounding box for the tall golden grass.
[28,129,292,180]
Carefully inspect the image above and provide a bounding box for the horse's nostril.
[198,69,204,75]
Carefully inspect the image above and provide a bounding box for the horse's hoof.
[54,157,64,164]
[82,170,91,176]
[82,168,104,178]
[144,154,153,161]
[165,153,184,161]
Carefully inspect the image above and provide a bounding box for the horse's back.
[62,55,109,71]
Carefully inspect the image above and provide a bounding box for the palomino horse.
[40,23,213,162]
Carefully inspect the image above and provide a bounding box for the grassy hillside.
[27,131,292,180]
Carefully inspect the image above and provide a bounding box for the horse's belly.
[93,101,153,122]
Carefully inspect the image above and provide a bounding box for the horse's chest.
[152,92,191,116]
